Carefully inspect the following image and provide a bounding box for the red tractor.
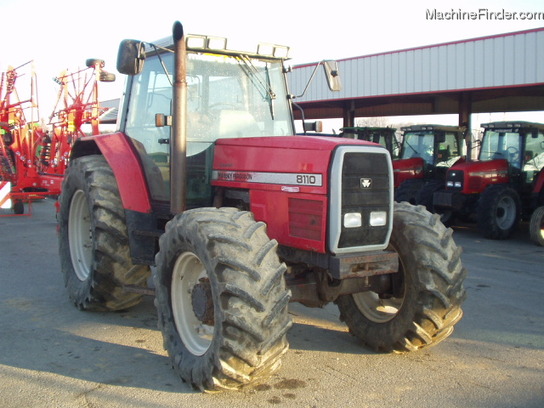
[434,121,544,241]
[394,124,466,210]
[58,22,466,391]
[339,126,400,159]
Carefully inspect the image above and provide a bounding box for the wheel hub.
[191,279,214,326]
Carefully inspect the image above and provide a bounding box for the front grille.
[447,169,464,191]
[329,146,393,254]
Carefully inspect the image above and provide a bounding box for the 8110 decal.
[212,170,323,186]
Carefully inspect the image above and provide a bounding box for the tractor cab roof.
[340,126,397,135]
[401,124,465,133]
[481,121,544,132]
[143,34,290,62]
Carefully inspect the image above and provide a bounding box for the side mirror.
[85,58,116,82]
[303,121,323,133]
[117,40,146,75]
[323,60,341,92]
[99,71,116,82]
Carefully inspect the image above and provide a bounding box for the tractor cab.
[394,124,465,187]
[117,36,295,209]
[339,126,399,159]
[477,122,544,191]
[393,124,465,206]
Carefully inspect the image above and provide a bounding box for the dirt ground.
[1,199,543,407]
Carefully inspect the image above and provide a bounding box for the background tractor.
[394,124,466,211]
[58,21,467,391]
[339,126,400,159]
[434,121,544,241]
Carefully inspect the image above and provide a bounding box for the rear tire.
[529,206,544,246]
[58,155,150,311]
[335,202,466,352]
[477,185,521,239]
[154,207,292,391]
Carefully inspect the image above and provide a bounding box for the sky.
[1,0,543,127]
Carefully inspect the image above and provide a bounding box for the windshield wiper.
[236,56,276,119]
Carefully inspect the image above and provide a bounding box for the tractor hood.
[212,135,383,194]
[448,158,509,174]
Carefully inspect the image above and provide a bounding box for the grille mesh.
[337,152,391,248]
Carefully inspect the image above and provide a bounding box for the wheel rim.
[352,246,405,323]
[171,252,214,356]
[496,196,516,229]
[68,190,93,281]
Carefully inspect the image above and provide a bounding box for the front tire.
[335,202,466,352]
[529,206,544,246]
[154,207,292,391]
[58,155,150,311]
[477,184,521,239]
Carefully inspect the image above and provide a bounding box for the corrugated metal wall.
[288,28,544,103]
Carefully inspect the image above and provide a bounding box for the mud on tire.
[58,155,150,311]
[335,202,466,352]
[153,207,292,391]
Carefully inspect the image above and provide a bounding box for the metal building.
[288,27,544,128]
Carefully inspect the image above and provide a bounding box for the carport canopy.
[288,27,544,130]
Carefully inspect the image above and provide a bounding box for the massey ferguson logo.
[360,178,372,189]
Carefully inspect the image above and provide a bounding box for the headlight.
[369,211,387,227]
[344,213,362,228]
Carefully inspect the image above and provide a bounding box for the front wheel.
[154,207,292,391]
[529,206,544,246]
[477,185,521,240]
[335,202,466,352]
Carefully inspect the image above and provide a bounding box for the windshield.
[186,53,293,146]
[479,130,522,168]
[400,131,434,164]
[400,130,461,166]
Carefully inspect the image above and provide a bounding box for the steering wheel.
[507,146,519,155]
[506,146,520,163]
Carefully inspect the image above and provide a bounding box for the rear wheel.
[529,206,544,246]
[477,185,521,239]
[335,202,466,352]
[58,155,150,311]
[154,207,292,391]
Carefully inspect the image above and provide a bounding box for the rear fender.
[72,133,152,213]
